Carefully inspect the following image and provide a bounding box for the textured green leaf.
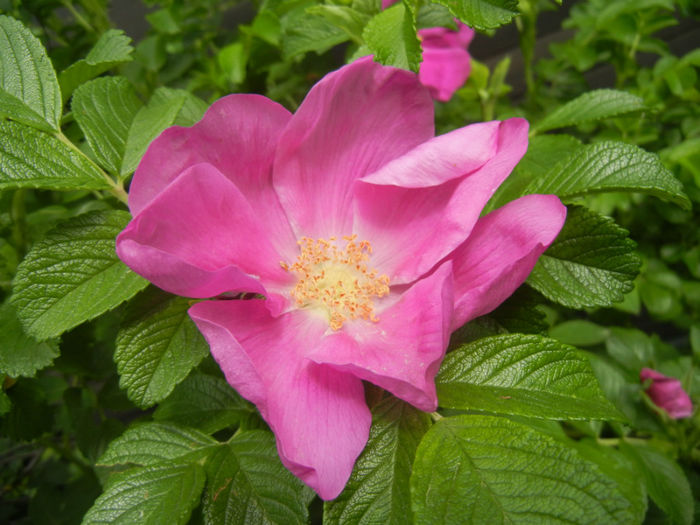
[11,211,147,340]
[411,415,635,524]
[203,430,311,525]
[59,29,133,103]
[0,120,111,191]
[325,395,431,524]
[98,422,217,467]
[0,15,61,131]
[121,87,207,177]
[524,141,691,209]
[153,372,254,433]
[527,206,641,308]
[363,2,421,72]
[307,5,371,42]
[620,443,693,525]
[115,288,208,408]
[533,89,646,133]
[0,302,59,377]
[82,462,205,525]
[432,0,519,31]
[281,7,348,58]
[571,440,647,524]
[72,77,142,175]
[549,320,610,347]
[436,334,623,420]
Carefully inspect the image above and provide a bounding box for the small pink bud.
[640,367,693,419]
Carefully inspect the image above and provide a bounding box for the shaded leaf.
[153,372,254,433]
[527,206,641,308]
[0,301,59,377]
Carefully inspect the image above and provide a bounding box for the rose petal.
[449,194,566,330]
[418,45,471,102]
[128,94,294,254]
[355,118,529,284]
[189,300,371,500]
[117,163,293,307]
[273,56,434,239]
[310,262,454,411]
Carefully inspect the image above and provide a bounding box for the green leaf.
[114,288,208,408]
[620,443,693,525]
[533,89,646,133]
[571,439,647,524]
[0,390,10,415]
[432,0,519,31]
[436,334,623,420]
[325,395,431,524]
[524,141,691,210]
[203,430,311,525]
[0,302,59,377]
[307,5,371,42]
[72,77,142,175]
[281,6,348,58]
[153,372,254,433]
[0,15,61,132]
[0,120,111,191]
[59,29,133,103]
[11,210,148,340]
[527,205,641,309]
[121,87,207,177]
[363,2,422,72]
[82,462,205,525]
[486,134,581,212]
[549,319,610,347]
[410,415,635,524]
[98,422,217,467]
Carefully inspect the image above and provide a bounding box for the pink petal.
[309,262,454,412]
[189,300,371,500]
[117,163,293,308]
[640,368,693,419]
[355,118,529,284]
[449,194,566,330]
[128,94,294,251]
[273,56,434,239]
[419,23,474,49]
[418,45,471,102]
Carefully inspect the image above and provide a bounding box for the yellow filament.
[281,234,390,330]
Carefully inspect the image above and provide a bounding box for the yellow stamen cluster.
[281,234,390,330]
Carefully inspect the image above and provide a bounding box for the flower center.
[281,234,390,330]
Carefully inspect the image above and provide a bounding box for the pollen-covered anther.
[281,235,390,330]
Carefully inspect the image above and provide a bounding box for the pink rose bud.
[640,367,693,419]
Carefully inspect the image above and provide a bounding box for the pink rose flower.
[640,367,693,419]
[381,0,474,101]
[418,23,475,102]
[116,57,566,500]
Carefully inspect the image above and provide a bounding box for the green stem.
[516,0,538,102]
[61,0,95,33]
[430,412,443,422]
[55,132,129,205]
[10,189,27,258]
